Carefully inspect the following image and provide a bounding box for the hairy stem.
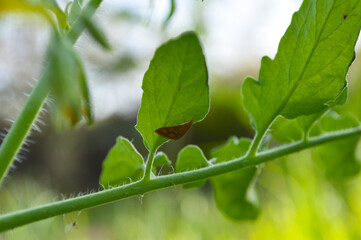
[0,0,103,185]
[0,77,49,183]
[1,126,361,232]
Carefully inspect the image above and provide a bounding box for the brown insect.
[155,116,195,140]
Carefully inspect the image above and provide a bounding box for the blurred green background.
[1,0,361,239]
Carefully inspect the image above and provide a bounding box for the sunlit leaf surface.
[176,145,209,189]
[136,32,209,151]
[242,0,361,134]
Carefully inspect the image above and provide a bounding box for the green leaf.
[136,32,209,151]
[45,33,92,129]
[313,111,359,133]
[100,137,145,189]
[176,145,209,189]
[271,86,349,143]
[211,137,260,221]
[152,151,172,175]
[82,14,111,50]
[211,137,251,163]
[242,0,361,135]
[153,151,172,168]
[271,117,304,143]
[298,86,349,135]
[312,112,361,179]
[271,113,327,143]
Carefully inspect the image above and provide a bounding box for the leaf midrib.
[159,39,191,128]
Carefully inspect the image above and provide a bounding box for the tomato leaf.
[153,151,172,168]
[152,151,172,175]
[176,145,209,189]
[311,112,361,179]
[100,137,145,189]
[242,0,361,135]
[271,87,349,143]
[271,117,304,143]
[136,32,209,151]
[211,137,260,221]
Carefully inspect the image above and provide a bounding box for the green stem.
[304,127,312,143]
[247,131,264,157]
[0,0,103,185]
[142,149,156,181]
[1,126,361,232]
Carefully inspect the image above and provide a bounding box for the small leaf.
[298,86,349,136]
[176,145,209,189]
[152,151,172,175]
[271,117,303,143]
[272,86,349,143]
[212,168,259,221]
[314,111,359,133]
[136,32,209,151]
[312,112,361,179]
[100,137,145,189]
[272,109,361,180]
[211,137,260,221]
[313,137,360,179]
[82,14,111,50]
[211,137,250,163]
[271,111,326,143]
[242,0,361,135]
[153,151,172,168]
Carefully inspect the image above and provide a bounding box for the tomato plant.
[1,0,361,233]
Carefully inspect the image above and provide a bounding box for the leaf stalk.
[142,149,156,181]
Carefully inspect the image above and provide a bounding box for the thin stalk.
[304,126,312,143]
[1,126,361,232]
[142,150,156,181]
[0,0,103,185]
[247,131,264,157]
